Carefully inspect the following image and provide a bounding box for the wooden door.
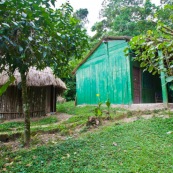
[50,86,56,112]
[133,67,141,103]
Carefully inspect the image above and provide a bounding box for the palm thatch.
[0,67,66,90]
[0,67,67,119]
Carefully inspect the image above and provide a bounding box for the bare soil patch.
[1,112,72,123]
[55,113,72,122]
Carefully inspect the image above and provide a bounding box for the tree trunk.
[21,72,30,147]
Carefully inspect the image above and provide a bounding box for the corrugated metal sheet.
[76,40,132,105]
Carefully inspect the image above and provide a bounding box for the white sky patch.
[55,0,103,36]
[55,0,161,36]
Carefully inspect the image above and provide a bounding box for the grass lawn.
[0,102,173,172]
[0,102,125,136]
[0,116,58,133]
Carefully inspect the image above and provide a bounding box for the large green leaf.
[128,4,173,78]
[0,75,15,96]
[166,76,173,83]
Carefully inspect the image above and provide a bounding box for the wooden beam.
[158,50,168,108]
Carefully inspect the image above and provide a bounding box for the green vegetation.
[1,102,172,138]
[0,0,89,146]
[0,116,173,172]
[0,102,98,137]
[57,101,95,117]
[92,0,158,40]
[31,116,58,126]
[91,0,172,42]
[129,4,173,83]
[57,101,126,122]
[0,122,24,133]
[0,116,58,133]
[0,102,173,172]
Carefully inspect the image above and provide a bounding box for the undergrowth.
[0,117,172,172]
[0,116,58,133]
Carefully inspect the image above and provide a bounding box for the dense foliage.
[62,76,76,101]
[91,0,173,42]
[0,0,88,76]
[129,4,173,83]
[60,8,89,101]
[74,8,89,26]
[0,0,89,145]
[91,0,158,40]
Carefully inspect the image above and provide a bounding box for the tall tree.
[128,4,173,82]
[0,0,88,146]
[92,0,158,40]
[160,0,173,5]
[74,8,89,26]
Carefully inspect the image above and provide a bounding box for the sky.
[55,0,161,36]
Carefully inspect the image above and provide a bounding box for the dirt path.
[0,113,72,150]
[29,113,72,129]
[121,114,170,123]
[2,113,72,123]
[56,113,72,122]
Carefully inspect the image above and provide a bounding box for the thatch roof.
[72,36,132,74]
[0,67,66,90]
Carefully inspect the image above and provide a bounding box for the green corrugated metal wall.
[76,40,133,105]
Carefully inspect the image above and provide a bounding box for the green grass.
[0,121,24,132]
[31,116,58,126]
[0,102,173,172]
[57,101,95,115]
[57,102,98,126]
[0,117,173,172]
[56,101,126,124]
[1,101,170,137]
[0,116,58,133]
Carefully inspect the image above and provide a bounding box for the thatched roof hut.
[0,67,66,120]
[0,67,66,89]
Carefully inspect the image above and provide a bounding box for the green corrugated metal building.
[73,36,164,105]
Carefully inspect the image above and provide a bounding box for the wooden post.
[128,49,134,105]
[158,50,168,108]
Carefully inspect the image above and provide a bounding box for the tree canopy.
[0,0,88,77]
[128,4,173,83]
[74,8,89,26]
[0,0,89,146]
[91,0,159,40]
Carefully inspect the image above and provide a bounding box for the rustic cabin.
[0,67,66,119]
[73,36,169,106]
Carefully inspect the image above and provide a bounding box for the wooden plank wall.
[0,86,48,120]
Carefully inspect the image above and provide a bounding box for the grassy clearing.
[0,117,173,172]
[56,101,126,123]
[0,102,172,138]
[0,102,95,135]
[0,116,58,134]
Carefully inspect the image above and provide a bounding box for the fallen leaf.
[113,142,118,146]
[26,163,31,167]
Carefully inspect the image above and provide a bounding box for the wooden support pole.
[128,49,133,105]
[158,50,168,108]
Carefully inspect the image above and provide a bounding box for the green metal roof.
[72,36,131,74]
